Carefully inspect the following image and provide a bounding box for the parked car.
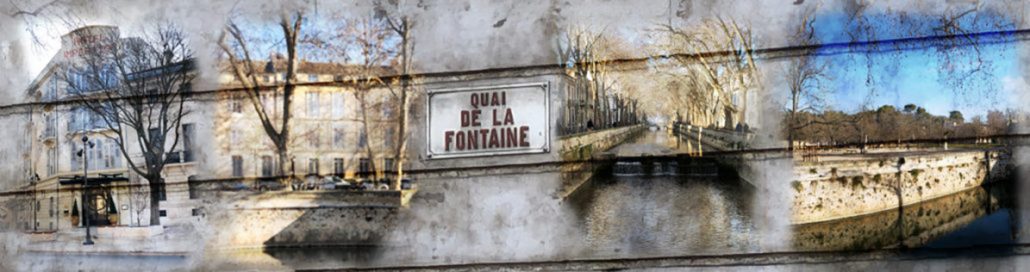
[336,178,366,190]
[400,178,414,190]
[318,176,337,190]
[255,179,286,191]
[334,178,351,190]
[301,175,322,190]
[223,181,248,191]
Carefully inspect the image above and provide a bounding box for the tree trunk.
[788,109,795,151]
[277,144,290,188]
[740,89,748,127]
[393,23,410,190]
[393,87,408,190]
[789,91,799,151]
[358,91,377,179]
[147,176,163,226]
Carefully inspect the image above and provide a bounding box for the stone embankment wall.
[672,123,751,152]
[793,187,998,250]
[203,191,401,249]
[557,125,645,198]
[791,149,1010,224]
[558,125,645,161]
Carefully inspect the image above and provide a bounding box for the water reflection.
[263,246,383,267]
[794,183,1015,251]
[568,174,758,257]
[15,180,1016,270]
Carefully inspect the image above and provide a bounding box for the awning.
[58,173,129,185]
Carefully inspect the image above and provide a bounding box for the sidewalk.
[20,224,201,256]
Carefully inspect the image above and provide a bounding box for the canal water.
[214,131,1022,269]
[794,181,1017,251]
[580,130,1020,254]
[567,170,759,256]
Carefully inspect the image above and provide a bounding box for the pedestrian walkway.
[19,224,198,256]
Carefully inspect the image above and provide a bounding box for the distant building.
[18,26,402,232]
[209,58,400,183]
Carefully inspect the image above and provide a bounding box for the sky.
[823,42,1019,117]
[3,0,1027,119]
[810,10,1023,118]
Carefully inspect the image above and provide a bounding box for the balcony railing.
[165,150,195,164]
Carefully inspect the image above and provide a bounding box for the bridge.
[600,127,722,178]
[566,123,756,181]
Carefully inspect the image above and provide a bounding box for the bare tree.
[320,10,419,189]
[281,8,414,189]
[557,27,601,134]
[340,16,397,181]
[841,1,1016,113]
[130,179,149,226]
[61,23,194,226]
[5,0,87,51]
[384,14,415,190]
[219,11,304,188]
[931,2,1015,102]
[654,17,760,128]
[556,26,638,134]
[785,7,829,150]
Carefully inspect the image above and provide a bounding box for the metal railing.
[165,150,195,164]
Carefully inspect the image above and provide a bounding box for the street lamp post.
[30,176,37,232]
[81,135,94,246]
[895,156,906,249]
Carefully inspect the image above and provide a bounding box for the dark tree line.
[787,104,1018,146]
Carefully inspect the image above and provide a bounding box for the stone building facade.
[14,25,404,233]
[18,26,202,231]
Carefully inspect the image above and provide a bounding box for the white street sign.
[426,82,550,159]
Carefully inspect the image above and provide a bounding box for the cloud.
[1002,75,1030,115]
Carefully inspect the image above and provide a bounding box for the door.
[84,189,111,226]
